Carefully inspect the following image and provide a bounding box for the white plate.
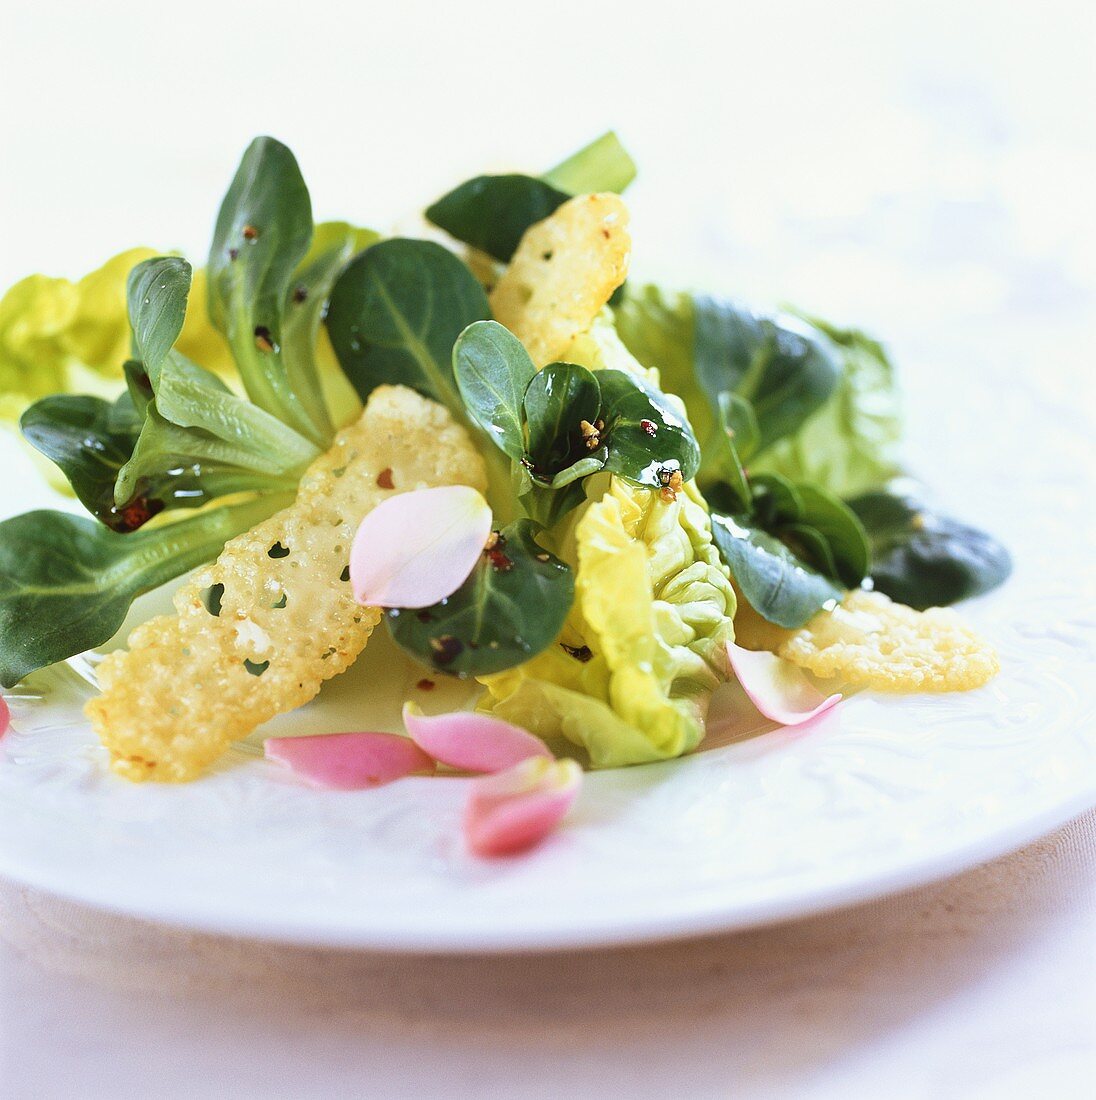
[1,366,1094,953]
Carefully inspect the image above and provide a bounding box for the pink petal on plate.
[464,757,582,857]
[350,485,492,609]
[264,732,435,790]
[727,642,842,726]
[403,703,552,773]
[0,694,8,737]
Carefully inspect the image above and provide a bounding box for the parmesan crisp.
[87,386,486,782]
[735,588,999,692]
[490,193,630,367]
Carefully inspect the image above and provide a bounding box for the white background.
[1,1,1095,1097]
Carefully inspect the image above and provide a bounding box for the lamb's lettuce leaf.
[849,487,1011,609]
[18,393,260,531]
[207,136,329,446]
[614,285,901,499]
[387,520,574,677]
[749,316,902,497]
[692,297,840,453]
[282,221,380,436]
[0,494,288,688]
[426,131,636,262]
[326,238,489,417]
[453,320,537,462]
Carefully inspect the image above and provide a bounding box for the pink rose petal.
[403,703,552,773]
[350,485,492,609]
[264,732,435,790]
[0,694,8,737]
[727,642,842,726]
[464,757,582,857]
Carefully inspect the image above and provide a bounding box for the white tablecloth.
[1,812,1093,1099]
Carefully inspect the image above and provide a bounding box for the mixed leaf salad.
[0,133,1010,855]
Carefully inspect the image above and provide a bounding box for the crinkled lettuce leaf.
[479,476,736,766]
[0,247,234,425]
[478,314,736,767]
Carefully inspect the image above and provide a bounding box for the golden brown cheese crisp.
[489,192,630,366]
[87,386,487,782]
[741,588,999,692]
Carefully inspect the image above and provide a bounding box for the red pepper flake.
[483,531,512,571]
[640,419,657,436]
[430,635,464,665]
[110,495,165,532]
[416,678,436,691]
[376,467,395,490]
[242,224,260,240]
[601,228,611,239]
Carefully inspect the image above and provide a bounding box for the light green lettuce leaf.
[478,475,736,766]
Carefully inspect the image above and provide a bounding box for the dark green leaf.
[0,496,285,687]
[596,369,701,487]
[718,391,760,462]
[19,394,251,532]
[386,519,574,677]
[115,403,303,509]
[326,238,489,419]
[146,353,318,469]
[848,489,1012,609]
[282,221,380,439]
[693,298,840,453]
[453,320,537,461]
[114,352,317,510]
[123,360,153,419]
[21,396,139,529]
[126,257,191,377]
[794,483,871,588]
[750,313,902,497]
[207,136,325,444]
[780,522,841,580]
[711,512,842,629]
[427,132,636,262]
[427,176,571,263]
[750,473,804,527]
[523,362,601,477]
[701,391,753,511]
